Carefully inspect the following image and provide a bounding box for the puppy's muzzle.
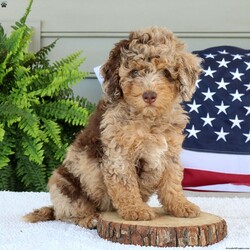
[142,91,157,104]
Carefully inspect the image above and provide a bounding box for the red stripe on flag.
[182,168,250,188]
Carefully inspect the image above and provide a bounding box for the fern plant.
[0,0,95,191]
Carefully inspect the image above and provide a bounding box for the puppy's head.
[101,27,202,115]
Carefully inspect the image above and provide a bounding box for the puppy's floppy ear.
[101,39,129,101]
[178,52,202,101]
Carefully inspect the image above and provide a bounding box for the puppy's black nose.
[142,91,157,104]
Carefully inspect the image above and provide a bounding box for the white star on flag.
[244,106,250,116]
[186,125,201,139]
[203,67,217,78]
[244,83,250,90]
[229,115,244,129]
[231,54,244,60]
[243,131,250,143]
[204,53,217,59]
[218,50,229,54]
[202,88,216,101]
[230,90,244,102]
[230,68,244,81]
[187,100,201,113]
[215,78,230,90]
[195,79,202,88]
[215,127,229,142]
[216,58,230,68]
[201,113,215,127]
[245,62,250,70]
[215,101,230,114]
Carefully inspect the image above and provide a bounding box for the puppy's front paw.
[118,204,156,221]
[169,201,201,218]
[78,213,100,229]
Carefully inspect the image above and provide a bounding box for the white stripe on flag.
[184,183,250,192]
[180,149,250,175]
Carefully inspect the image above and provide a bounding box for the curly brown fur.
[23,27,202,228]
[73,100,106,158]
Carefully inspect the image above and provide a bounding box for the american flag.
[181,46,250,192]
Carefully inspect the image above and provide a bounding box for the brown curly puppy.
[23,27,202,229]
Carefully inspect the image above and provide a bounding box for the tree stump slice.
[97,207,227,247]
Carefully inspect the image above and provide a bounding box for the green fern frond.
[39,71,85,98]
[12,0,33,29]
[9,14,33,62]
[35,39,57,60]
[0,53,13,85]
[28,40,58,69]
[0,124,5,141]
[16,153,46,191]
[74,95,96,114]
[43,141,68,178]
[0,165,15,190]
[53,51,84,69]
[0,102,40,135]
[0,148,12,169]
[6,27,25,54]
[10,67,40,108]
[14,65,30,81]
[0,24,7,63]
[19,0,33,25]
[18,112,40,138]
[0,102,22,126]
[21,134,44,165]
[64,100,89,125]
[36,52,87,98]
[26,68,50,92]
[39,99,89,126]
[9,90,32,110]
[54,142,68,161]
[0,24,7,47]
[41,118,62,147]
[0,134,14,169]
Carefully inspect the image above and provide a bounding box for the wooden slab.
[97,207,227,247]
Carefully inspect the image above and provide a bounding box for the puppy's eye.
[163,69,174,82]
[130,69,139,78]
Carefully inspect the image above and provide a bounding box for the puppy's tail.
[23,206,55,223]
